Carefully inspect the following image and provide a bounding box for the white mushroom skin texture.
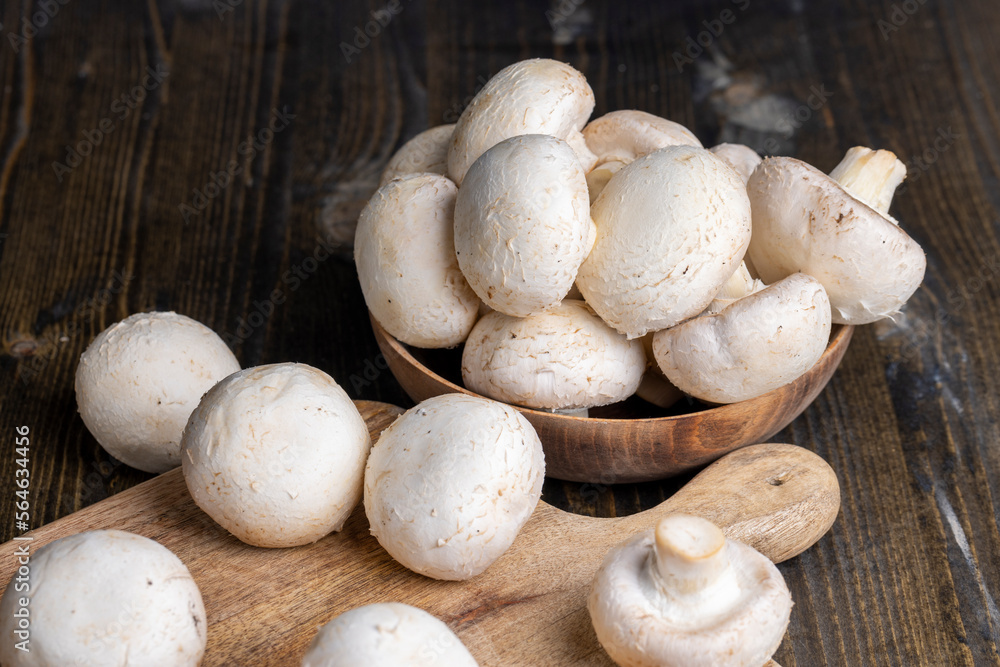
[577,145,752,339]
[454,134,595,317]
[747,156,926,324]
[447,58,595,185]
[182,363,371,548]
[653,273,832,404]
[75,311,241,473]
[462,300,646,410]
[588,514,792,667]
[356,173,479,348]
[364,394,545,580]
[0,530,206,667]
[708,143,762,185]
[379,124,455,186]
[301,603,478,667]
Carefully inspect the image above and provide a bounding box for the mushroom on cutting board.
[576,145,752,339]
[588,514,792,667]
[583,110,703,202]
[356,172,479,349]
[379,124,455,186]
[708,143,762,185]
[454,134,594,317]
[182,363,371,548]
[75,311,241,474]
[461,300,645,411]
[301,603,478,667]
[652,273,832,405]
[448,58,596,185]
[0,530,206,667]
[364,394,544,580]
[746,149,926,324]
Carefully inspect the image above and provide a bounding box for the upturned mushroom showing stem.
[588,514,792,667]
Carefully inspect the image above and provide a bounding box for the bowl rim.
[370,315,855,425]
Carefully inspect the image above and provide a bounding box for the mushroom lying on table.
[747,148,926,324]
[301,603,478,667]
[0,530,206,667]
[588,514,792,667]
[364,394,544,580]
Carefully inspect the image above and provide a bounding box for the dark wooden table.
[1,0,998,664]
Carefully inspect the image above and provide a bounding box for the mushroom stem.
[652,514,730,595]
[829,146,906,218]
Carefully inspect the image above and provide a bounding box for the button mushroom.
[708,143,762,185]
[746,150,926,324]
[461,299,646,411]
[454,134,595,317]
[75,311,241,473]
[379,124,455,186]
[364,394,544,580]
[181,363,371,548]
[588,514,792,667]
[652,273,832,404]
[0,529,206,666]
[577,145,752,339]
[301,603,478,666]
[448,58,596,185]
[356,172,480,349]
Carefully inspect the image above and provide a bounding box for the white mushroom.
[703,261,765,315]
[634,333,684,409]
[588,514,792,667]
[0,530,206,667]
[364,394,544,580]
[75,311,241,473]
[448,58,596,185]
[182,363,371,548]
[462,300,645,411]
[584,110,702,202]
[576,145,752,339]
[454,134,594,317]
[708,143,762,185]
[652,273,832,404]
[301,603,478,667]
[379,124,455,186]
[746,151,926,324]
[356,173,479,348]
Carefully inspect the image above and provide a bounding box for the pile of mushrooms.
[358,57,926,410]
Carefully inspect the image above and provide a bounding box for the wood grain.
[0,401,840,666]
[372,315,855,483]
[0,0,998,664]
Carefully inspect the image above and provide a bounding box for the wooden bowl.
[371,315,854,483]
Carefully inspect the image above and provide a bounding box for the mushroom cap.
[454,134,594,317]
[356,173,479,348]
[653,273,832,404]
[181,363,371,548]
[577,145,752,338]
[708,143,761,185]
[746,156,926,324]
[462,300,646,410]
[0,530,206,667]
[364,394,544,580]
[75,311,241,473]
[379,124,455,186]
[588,519,792,667]
[583,110,702,166]
[301,603,478,667]
[447,58,595,185]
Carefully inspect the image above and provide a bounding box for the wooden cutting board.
[0,401,840,666]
